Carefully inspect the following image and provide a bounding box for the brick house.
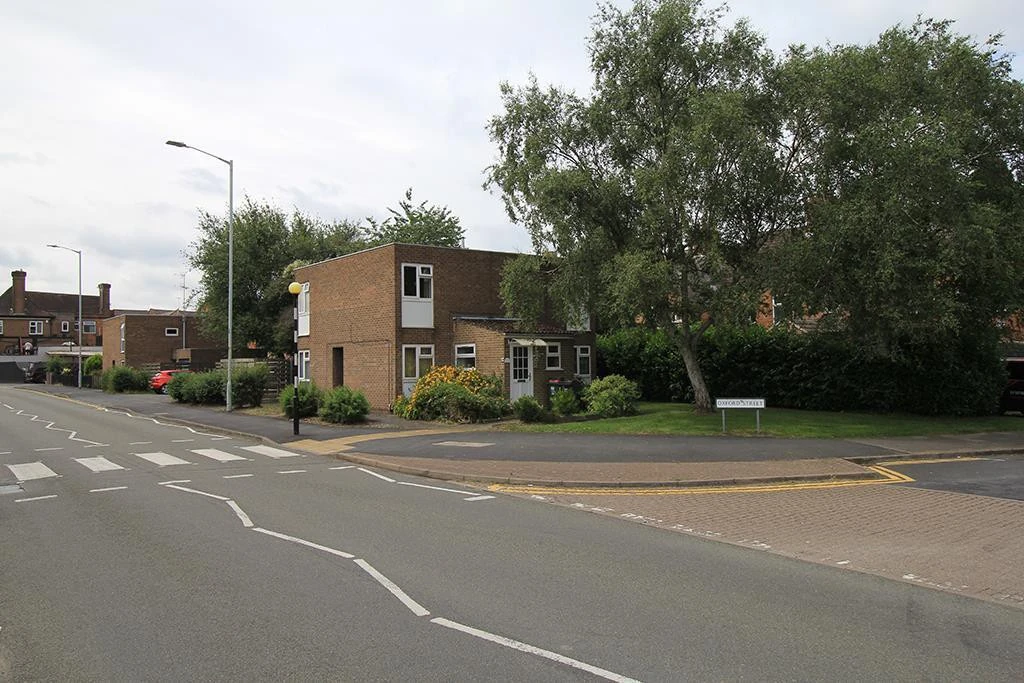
[101,311,223,370]
[293,243,596,409]
[0,269,112,355]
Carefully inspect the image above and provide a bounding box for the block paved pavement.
[503,482,1024,609]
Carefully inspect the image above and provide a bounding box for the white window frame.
[165,327,179,337]
[29,320,44,335]
[0,320,4,334]
[454,343,476,369]
[83,320,97,334]
[298,282,310,337]
[545,343,561,370]
[298,350,311,381]
[401,263,433,301]
[574,345,592,379]
[61,320,70,333]
[119,321,125,352]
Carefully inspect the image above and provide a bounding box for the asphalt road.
[889,455,1024,501]
[3,386,1024,681]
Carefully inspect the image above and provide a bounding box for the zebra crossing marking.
[6,462,59,481]
[191,448,248,462]
[134,452,191,467]
[75,457,124,473]
[240,445,301,459]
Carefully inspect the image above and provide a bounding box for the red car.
[151,369,189,393]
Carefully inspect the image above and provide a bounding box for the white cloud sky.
[2,0,1020,310]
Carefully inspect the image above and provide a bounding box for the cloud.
[177,167,227,195]
[0,151,50,165]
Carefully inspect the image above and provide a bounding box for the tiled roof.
[0,287,104,318]
[454,316,580,336]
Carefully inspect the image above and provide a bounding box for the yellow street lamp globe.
[288,281,302,295]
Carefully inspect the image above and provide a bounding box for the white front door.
[509,343,533,402]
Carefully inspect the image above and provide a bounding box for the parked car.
[24,364,46,383]
[1000,359,1024,413]
[150,369,189,393]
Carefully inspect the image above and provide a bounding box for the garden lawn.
[501,402,1024,438]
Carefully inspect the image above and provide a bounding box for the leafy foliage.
[280,383,322,418]
[231,364,269,408]
[550,388,582,416]
[396,365,507,421]
[100,366,150,393]
[319,386,371,423]
[46,355,70,375]
[169,370,226,405]
[83,354,103,375]
[512,395,547,423]
[365,188,465,248]
[582,375,641,418]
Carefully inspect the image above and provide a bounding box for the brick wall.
[102,314,221,370]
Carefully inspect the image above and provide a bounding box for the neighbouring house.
[0,269,112,354]
[293,243,596,410]
[101,310,223,371]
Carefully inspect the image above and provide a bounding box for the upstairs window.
[165,328,179,337]
[61,321,70,333]
[83,320,97,334]
[120,321,125,352]
[298,283,310,337]
[0,320,4,334]
[29,320,44,335]
[402,264,433,300]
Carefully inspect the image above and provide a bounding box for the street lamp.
[46,244,83,389]
[288,281,302,435]
[166,140,235,410]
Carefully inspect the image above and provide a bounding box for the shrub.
[167,372,193,402]
[550,388,581,416]
[186,370,227,405]
[512,395,547,423]
[83,354,103,375]
[231,363,269,408]
[398,365,508,422]
[583,374,641,418]
[391,395,410,416]
[411,382,508,422]
[100,366,151,393]
[319,386,371,423]
[46,355,70,375]
[280,382,321,418]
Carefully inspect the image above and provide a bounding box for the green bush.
[319,386,371,423]
[280,382,321,418]
[411,382,508,422]
[100,366,151,393]
[46,355,70,375]
[167,372,193,402]
[231,364,269,408]
[187,370,227,405]
[550,388,581,416]
[83,354,103,375]
[391,395,410,416]
[583,374,641,418]
[512,395,547,423]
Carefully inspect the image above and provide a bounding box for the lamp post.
[47,244,82,388]
[288,281,302,435]
[166,140,235,411]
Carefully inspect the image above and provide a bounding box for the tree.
[365,188,466,247]
[772,20,1024,356]
[186,197,364,355]
[486,0,799,412]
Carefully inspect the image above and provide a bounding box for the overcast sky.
[2,0,1020,311]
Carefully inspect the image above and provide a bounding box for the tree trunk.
[679,337,713,414]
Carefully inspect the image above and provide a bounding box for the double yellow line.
[489,465,915,496]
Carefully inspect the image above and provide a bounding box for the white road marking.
[134,452,191,467]
[240,445,301,459]
[432,441,495,448]
[90,486,127,493]
[192,448,247,462]
[223,473,254,479]
[226,500,254,527]
[398,481,473,495]
[129,442,152,445]
[430,618,640,683]
[252,527,355,559]
[158,479,191,485]
[464,495,495,502]
[0,451,11,455]
[6,462,59,481]
[161,484,230,501]
[357,467,396,483]
[354,559,430,617]
[15,495,58,503]
[75,457,124,473]
[171,439,194,443]
[34,447,63,452]
[329,465,355,470]
[277,469,307,474]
